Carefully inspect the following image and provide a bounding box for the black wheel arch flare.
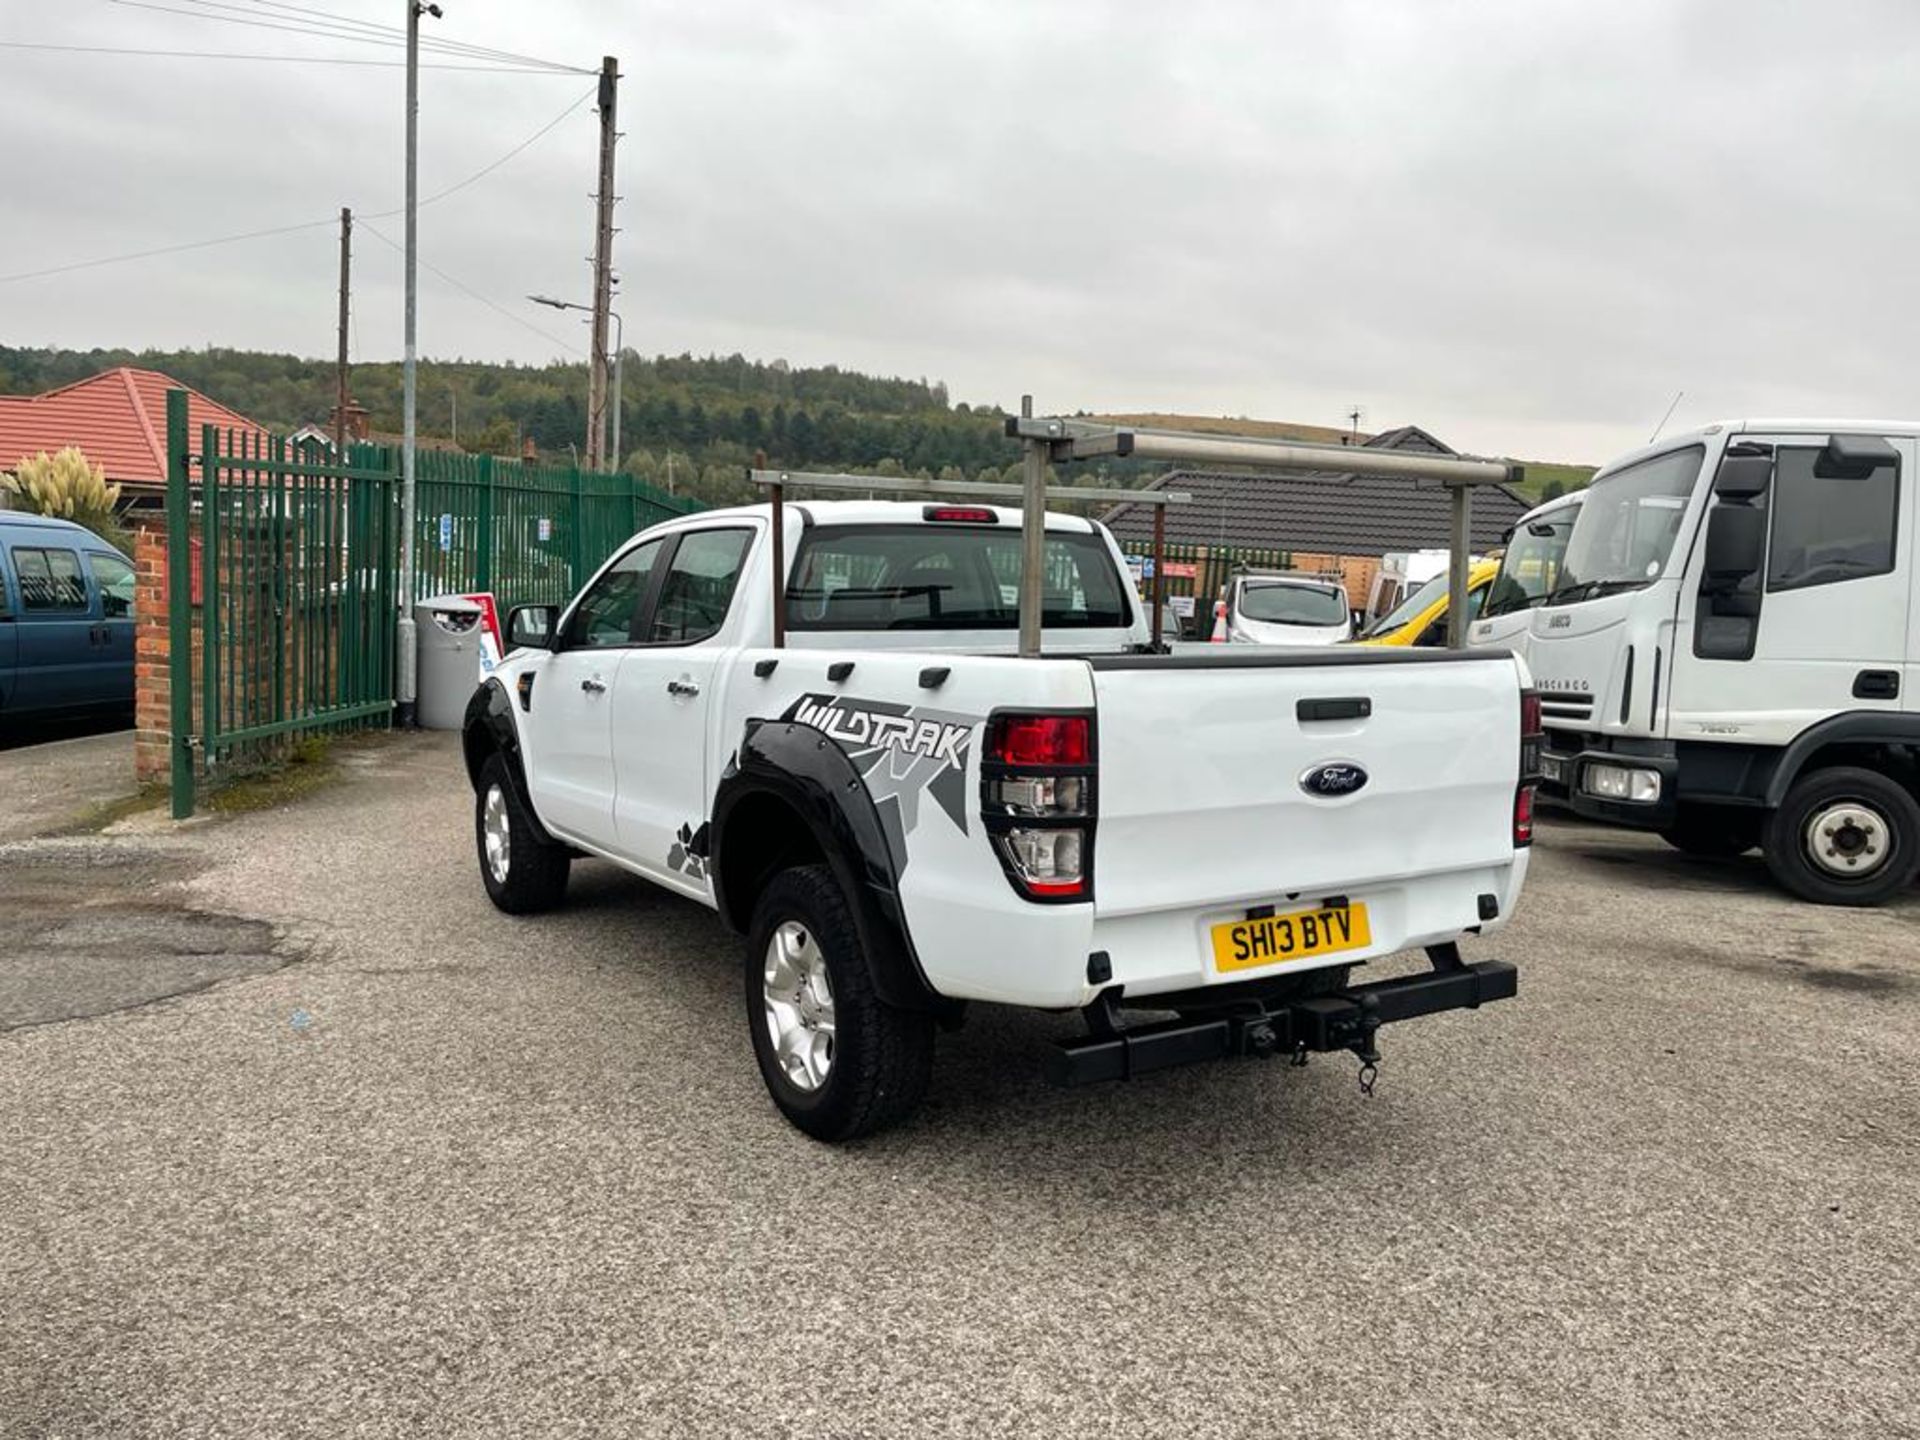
[461,678,560,846]
[710,717,949,1015]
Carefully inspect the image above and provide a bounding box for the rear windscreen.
[786,524,1133,631]
[1238,583,1348,625]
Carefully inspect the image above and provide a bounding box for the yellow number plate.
[1211,903,1372,973]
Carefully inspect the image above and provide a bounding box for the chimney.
[521,434,538,465]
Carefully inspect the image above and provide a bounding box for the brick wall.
[130,515,202,785]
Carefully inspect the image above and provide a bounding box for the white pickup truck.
[463,500,1539,1139]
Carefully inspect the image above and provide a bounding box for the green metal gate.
[166,391,397,817]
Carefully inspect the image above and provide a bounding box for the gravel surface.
[2,732,1915,1438]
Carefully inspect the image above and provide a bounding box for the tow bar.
[1043,943,1517,1088]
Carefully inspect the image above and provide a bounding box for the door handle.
[666,678,701,698]
[580,675,608,695]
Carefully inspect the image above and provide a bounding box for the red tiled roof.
[0,367,267,489]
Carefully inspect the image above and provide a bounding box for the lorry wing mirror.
[1703,505,1767,585]
[1818,433,1897,479]
[506,604,557,651]
[1712,453,1772,500]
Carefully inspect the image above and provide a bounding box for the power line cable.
[106,0,590,72]
[0,40,572,69]
[358,220,584,355]
[237,0,586,71]
[0,82,597,284]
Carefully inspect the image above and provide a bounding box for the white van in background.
[1365,549,1450,629]
[1470,491,1584,658]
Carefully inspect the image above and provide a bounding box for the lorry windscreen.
[1548,445,1702,604]
[786,524,1133,631]
[1484,504,1579,617]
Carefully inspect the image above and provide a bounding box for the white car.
[1218,573,1354,645]
[464,501,1538,1138]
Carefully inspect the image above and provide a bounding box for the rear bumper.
[1046,953,1517,1086]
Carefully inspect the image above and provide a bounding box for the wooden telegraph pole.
[586,55,619,471]
[334,206,352,456]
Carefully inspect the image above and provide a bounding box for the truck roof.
[1597,418,1920,481]
[684,499,1102,533]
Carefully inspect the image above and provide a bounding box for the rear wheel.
[745,865,934,1141]
[1763,766,1920,907]
[476,753,570,914]
[1661,803,1762,858]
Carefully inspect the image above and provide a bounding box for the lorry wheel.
[1763,766,1920,907]
[476,753,570,914]
[746,865,934,1142]
[1661,804,1762,858]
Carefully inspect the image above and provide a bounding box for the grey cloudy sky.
[4,0,1919,463]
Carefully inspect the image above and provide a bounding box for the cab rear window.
[787,524,1132,631]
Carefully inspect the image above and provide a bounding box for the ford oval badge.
[1300,762,1368,798]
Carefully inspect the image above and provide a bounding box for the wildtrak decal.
[782,694,982,867]
[791,696,971,772]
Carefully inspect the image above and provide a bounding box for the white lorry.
[463,498,1539,1138]
[1528,420,1920,905]
[1469,491,1584,658]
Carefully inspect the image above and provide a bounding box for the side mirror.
[1819,432,1897,479]
[506,604,556,651]
[1703,505,1767,585]
[1713,453,1772,500]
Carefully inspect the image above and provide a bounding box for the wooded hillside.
[0,345,1593,509]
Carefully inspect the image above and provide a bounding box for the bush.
[2,447,127,547]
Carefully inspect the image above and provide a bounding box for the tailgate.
[1088,650,1521,917]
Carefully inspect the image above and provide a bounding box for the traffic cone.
[1210,599,1228,642]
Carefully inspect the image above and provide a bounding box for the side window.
[1767,445,1899,592]
[647,529,753,644]
[563,538,662,648]
[89,553,135,619]
[13,547,89,612]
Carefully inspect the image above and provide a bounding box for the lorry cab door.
[610,525,755,893]
[523,536,665,850]
[0,549,17,715]
[1671,432,1912,742]
[7,542,94,714]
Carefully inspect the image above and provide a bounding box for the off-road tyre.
[746,864,935,1141]
[1763,765,1920,907]
[476,753,571,914]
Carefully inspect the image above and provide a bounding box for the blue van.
[0,513,136,725]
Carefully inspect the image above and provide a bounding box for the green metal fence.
[167,392,398,816]
[411,451,696,609]
[165,391,702,816]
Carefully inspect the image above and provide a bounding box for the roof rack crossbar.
[748,468,1191,508]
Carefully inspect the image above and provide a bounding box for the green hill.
[0,346,1596,509]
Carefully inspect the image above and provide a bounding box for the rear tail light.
[1513,784,1535,846]
[1516,687,1542,847]
[988,714,1090,767]
[982,711,1095,902]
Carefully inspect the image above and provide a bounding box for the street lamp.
[529,294,623,470]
